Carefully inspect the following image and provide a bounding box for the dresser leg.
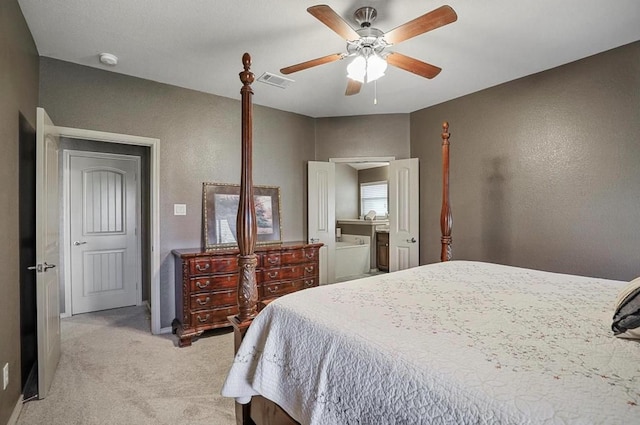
[178,336,192,347]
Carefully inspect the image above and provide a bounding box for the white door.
[35,107,61,399]
[69,153,140,314]
[308,161,336,284]
[389,158,419,272]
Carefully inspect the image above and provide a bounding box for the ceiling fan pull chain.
[374,80,378,105]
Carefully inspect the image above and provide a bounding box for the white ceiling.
[18,0,640,118]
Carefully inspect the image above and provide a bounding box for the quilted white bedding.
[221,261,640,424]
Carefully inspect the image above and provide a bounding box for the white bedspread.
[221,261,640,424]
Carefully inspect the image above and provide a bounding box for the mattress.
[221,261,640,424]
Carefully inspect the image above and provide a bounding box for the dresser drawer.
[189,256,237,275]
[261,263,318,283]
[280,249,308,264]
[190,273,237,292]
[302,263,317,276]
[190,290,236,311]
[261,278,317,298]
[190,305,238,326]
[262,252,281,267]
[303,247,319,262]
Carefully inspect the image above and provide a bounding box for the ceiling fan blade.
[280,53,344,75]
[307,5,360,41]
[386,52,442,79]
[383,5,457,45]
[345,79,362,96]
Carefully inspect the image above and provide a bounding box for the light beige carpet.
[16,306,236,425]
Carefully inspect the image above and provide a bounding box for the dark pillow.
[612,277,640,339]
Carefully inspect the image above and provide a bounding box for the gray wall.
[412,41,640,281]
[315,114,410,161]
[359,166,389,185]
[39,58,316,328]
[0,1,39,422]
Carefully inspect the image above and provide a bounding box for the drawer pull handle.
[305,280,314,287]
[267,286,279,293]
[268,271,278,279]
[196,297,211,305]
[267,257,279,264]
[196,281,211,289]
[196,314,210,323]
[195,263,210,271]
[305,253,314,259]
[305,266,314,273]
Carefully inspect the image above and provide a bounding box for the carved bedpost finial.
[239,53,255,87]
[440,121,453,262]
[442,121,450,143]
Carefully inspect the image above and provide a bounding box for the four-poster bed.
[223,54,640,425]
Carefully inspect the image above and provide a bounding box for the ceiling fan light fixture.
[347,55,366,83]
[347,53,387,84]
[366,54,387,83]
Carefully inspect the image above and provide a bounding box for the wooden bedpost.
[440,121,452,262]
[229,53,258,342]
[229,52,258,425]
[235,52,259,323]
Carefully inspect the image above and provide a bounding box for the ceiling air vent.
[257,72,294,89]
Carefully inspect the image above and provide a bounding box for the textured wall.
[39,58,316,328]
[315,114,410,161]
[411,41,640,281]
[359,165,389,184]
[0,0,39,422]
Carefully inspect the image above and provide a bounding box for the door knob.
[406,237,417,243]
[73,241,87,246]
[27,262,56,272]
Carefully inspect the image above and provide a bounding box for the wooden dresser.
[171,241,322,347]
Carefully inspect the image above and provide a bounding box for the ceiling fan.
[280,4,458,96]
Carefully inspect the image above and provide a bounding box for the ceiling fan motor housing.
[354,6,377,28]
[347,26,386,56]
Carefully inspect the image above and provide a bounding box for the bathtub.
[335,235,370,281]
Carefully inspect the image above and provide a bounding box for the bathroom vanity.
[336,219,389,271]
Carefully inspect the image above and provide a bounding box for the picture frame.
[202,183,282,249]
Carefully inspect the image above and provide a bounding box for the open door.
[388,158,419,272]
[307,161,336,284]
[34,107,61,399]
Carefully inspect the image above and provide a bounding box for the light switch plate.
[174,204,187,216]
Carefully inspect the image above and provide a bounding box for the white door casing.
[67,152,141,315]
[308,161,336,284]
[35,107,61,399]
[55,126,161,334]
[389,158,420,272]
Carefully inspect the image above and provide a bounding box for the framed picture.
[202,183,282,249]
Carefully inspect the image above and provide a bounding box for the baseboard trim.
[7,394,23,425]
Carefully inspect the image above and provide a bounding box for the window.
[360,181,388,217]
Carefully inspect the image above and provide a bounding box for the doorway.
[48,124,161,333]
[308,157,420,284]
[64,150,142,315]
